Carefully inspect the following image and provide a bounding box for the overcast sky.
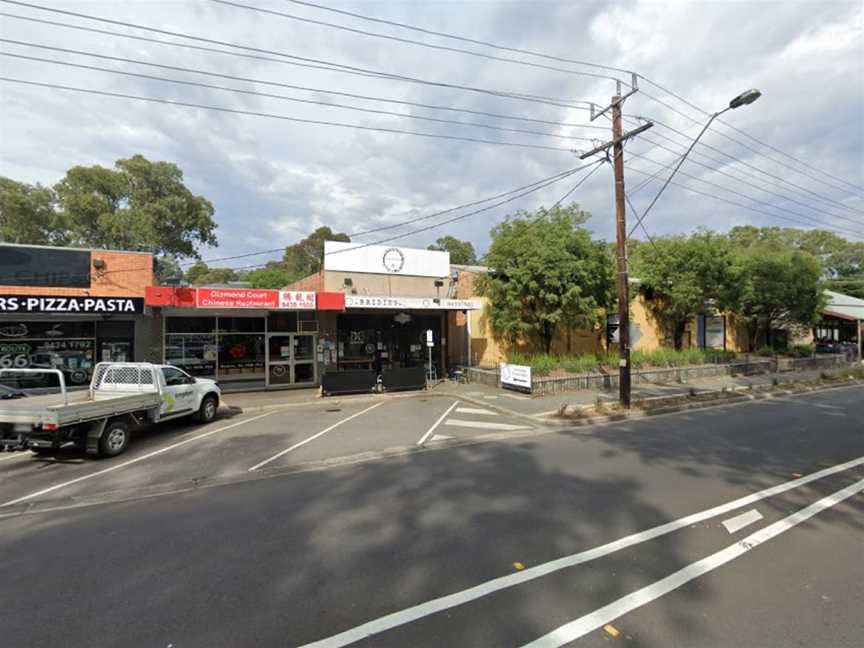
[1,0,862,269]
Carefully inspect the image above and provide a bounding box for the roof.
[823,290,864,321]
[0,242,153,256]
[450,264,489,273]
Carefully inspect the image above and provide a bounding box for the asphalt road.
[1,385,862,648]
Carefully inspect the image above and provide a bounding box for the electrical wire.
[637,77,864,194]
[282,0,632,75]
[0,3,596,112]
[629,130,864,227]
[274,0,863,194]
[209,0,628,85]
[0,77,573,152]
[324,160,605,256]
[626,150,864,237]
[625,115,864,216]
[0,14,611,132]
[0,49,595,143]
[625,165,864,240]
[550,161,606,209]
[183,166,588,267]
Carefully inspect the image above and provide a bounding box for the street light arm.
[630,108,726,235]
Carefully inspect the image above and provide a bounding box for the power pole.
[610,97,631,407]
[579,82,651,408]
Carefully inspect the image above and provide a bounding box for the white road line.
[454,407,497,416]
[482,395,499,400]
[521,477,864,647]
[0,452,32,463]
[417,401,458,446]
[0,411,277,508]
[444,419,531,431]
[249,402,384,471]
[294,454,864,648]
[504,393,530,401]
[721,508,763,533]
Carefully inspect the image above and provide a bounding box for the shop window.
[218,333,265,377]
[166,316,215,334]
[218,316,266,333]
[268,312,298,332]
[0,320,95,388]
[165,334,217,376]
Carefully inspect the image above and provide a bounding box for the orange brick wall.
[0,250,154,298]
[283,271,324,292]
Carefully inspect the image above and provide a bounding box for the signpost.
[426,330,434,383]
[500,362,532,393]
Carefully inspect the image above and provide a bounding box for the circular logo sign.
[382,247,405,273]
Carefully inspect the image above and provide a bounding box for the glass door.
[266,333,318,387]
[292,333,317,385]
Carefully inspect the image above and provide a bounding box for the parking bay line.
[295,453,864,648]
[249,402,385,472]
[417,400,459,446]
[0,411,278,508]
[521,477,864,647]
[454,407,497,416]
[444,419,532,431]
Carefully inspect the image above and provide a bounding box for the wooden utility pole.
[580,78,651,408]
[610,96,631,407]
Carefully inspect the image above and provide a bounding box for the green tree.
[184,261,238,285]
[728,247,825,349]
[0,177,66,245]
[631,231,735,350]
[477,205,615,354]
[154,256,184,284]
[246,263,296,289]
[53,154,217,257]
[284,226,350,278]
[427,235,477,265]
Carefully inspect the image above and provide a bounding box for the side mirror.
[188,376,197,384]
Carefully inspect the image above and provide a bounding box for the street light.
[628,88,762,237]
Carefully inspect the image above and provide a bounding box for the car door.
[160,366,197,416]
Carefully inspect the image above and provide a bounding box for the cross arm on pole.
[578,121,654,159]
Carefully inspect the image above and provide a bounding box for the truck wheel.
[99,421,130,457]
[196,394,219,423]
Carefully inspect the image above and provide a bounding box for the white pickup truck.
[0,362,221,458]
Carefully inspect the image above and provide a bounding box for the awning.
[823,290,864,322]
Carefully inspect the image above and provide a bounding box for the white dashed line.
[454,407,497,416]
[721,509,764,533]
[444,419,531,431]
[417,401,459,446]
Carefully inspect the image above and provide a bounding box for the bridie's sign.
[344,295,481,310]
[500,362,532,393]
[0,295,143,314]
[195,288,316,310]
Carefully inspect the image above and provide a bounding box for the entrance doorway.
[266,333,318,387]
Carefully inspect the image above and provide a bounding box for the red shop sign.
[196,288,278,309]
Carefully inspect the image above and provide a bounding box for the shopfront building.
[0,243,154,389]
[146,286,325,390]
[288,242,481,394]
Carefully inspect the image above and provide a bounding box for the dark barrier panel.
[321,370,378,396]
[382,366,427,392]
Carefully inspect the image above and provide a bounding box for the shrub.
[755,346,775,357]
[789,344,813,358]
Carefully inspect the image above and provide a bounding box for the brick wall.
[283,271,324,292]
[0,250,154,298]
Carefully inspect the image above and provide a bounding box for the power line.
[0,49,595,143]
[629,130,864,227]
[627,150,864,237]
[625,165,864,240]
[626,116,864,216]
[281,0,632,75]
[637,77,864,194]
[184,166,588,267]
[0,77,573,152]
[550,161,606,209]
[282,0,862,193]
[0,13,610,133]
[209,0,628,86]
[123,162,605,274]
[0,2,596,112]
[324,161,606,256]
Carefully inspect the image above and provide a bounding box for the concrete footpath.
[220,364,862,420]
